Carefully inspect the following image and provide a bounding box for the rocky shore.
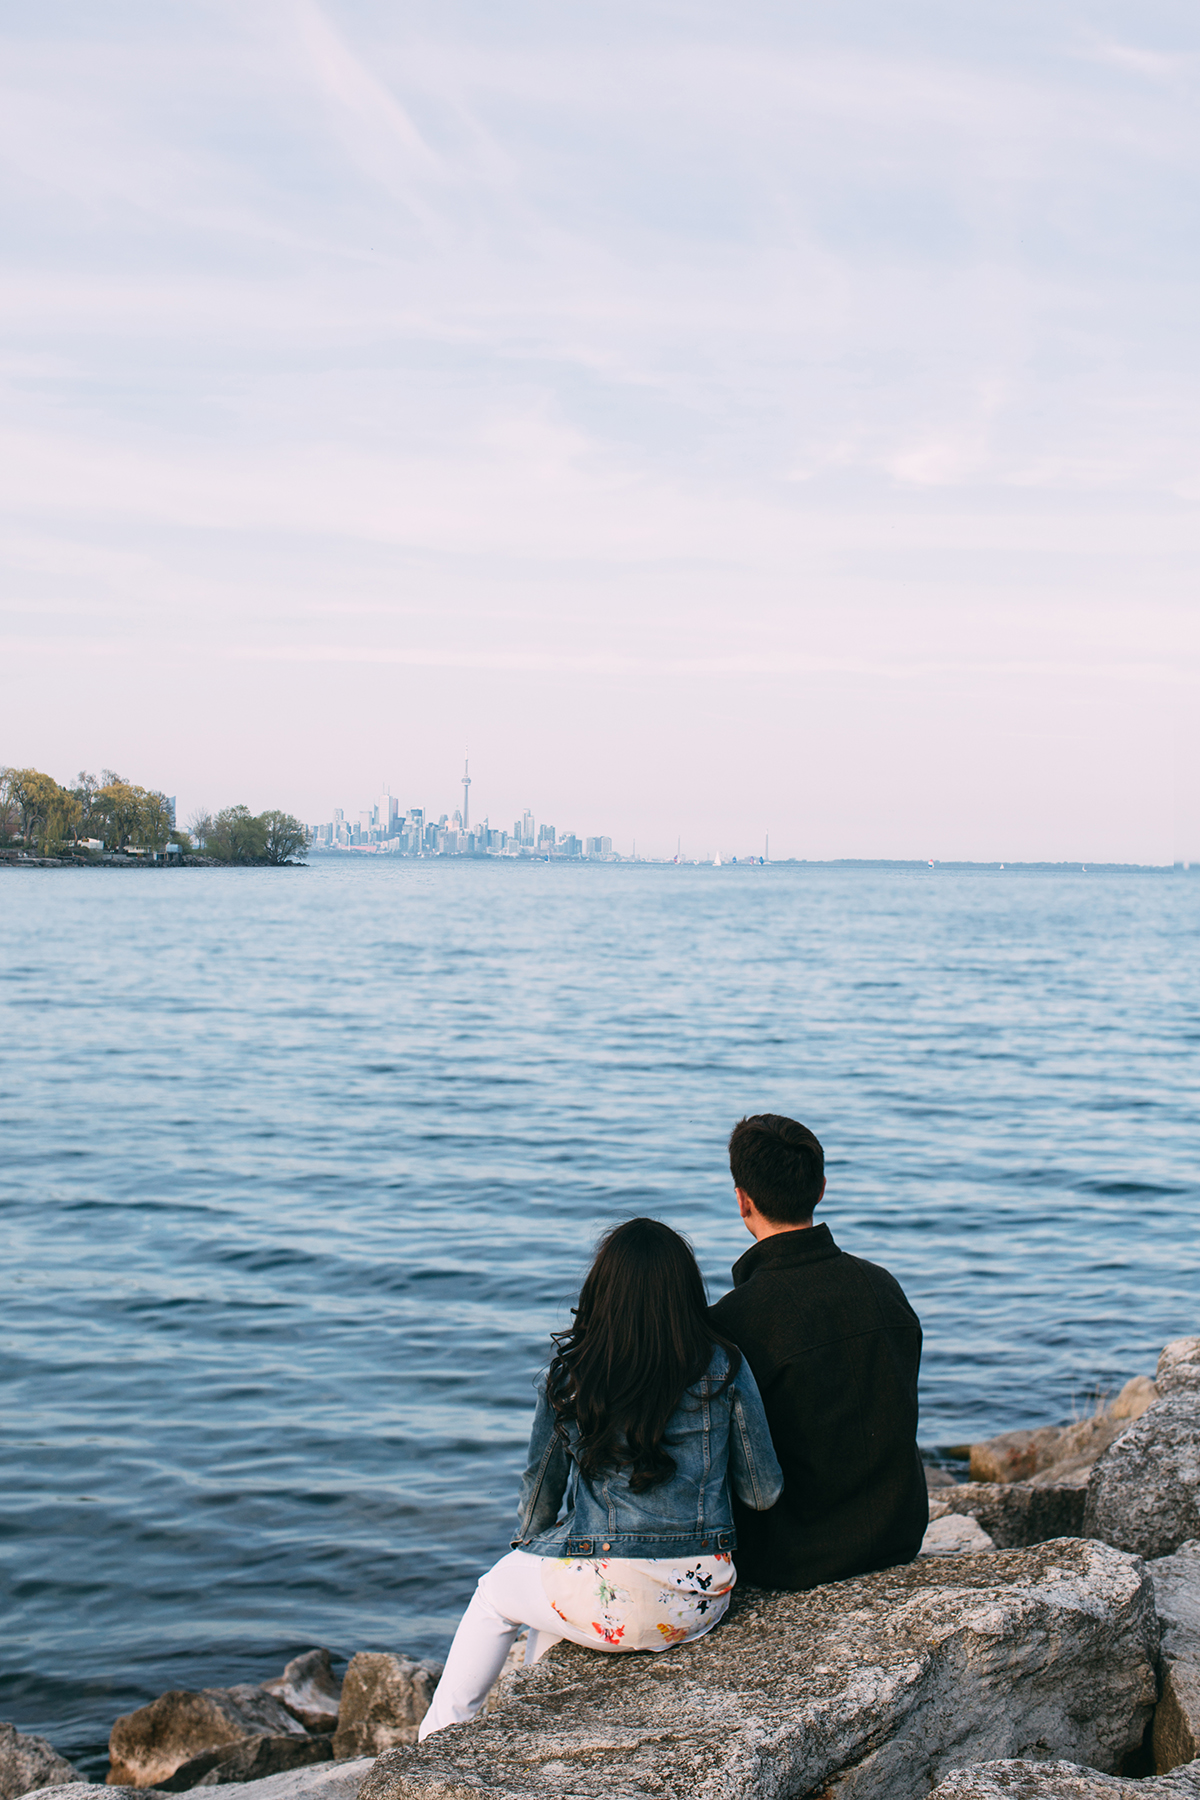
[4,1335,1198,1800]
[0,850,217,868]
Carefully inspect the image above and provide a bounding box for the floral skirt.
[539,1551,735,1651]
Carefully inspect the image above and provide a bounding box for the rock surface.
[108,1690,309,1788]
[159,1738,333,1792]
[1154,1664,1200,1777]
[1159,1341,1200,1398]
[969,1416,1135,1488]
[1151,1539,1200,1667]
[1148,1539,1200,1773]
[262,1655,341,1735]
[1109,1375,1162,1420]
[967,1380,1161,1490]
[0,1724,84,1800]
[926,1757,1200,1797]
[969,1426,1068,1484]
[932,1481,1085,1547]
[27,1767,373,1800]
[921,1514,997,1554]
[1084,1394,1200,1559]
[360,1539,1157,1800]
[330,1659,441,1759]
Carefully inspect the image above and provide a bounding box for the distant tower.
[461,757,471,831]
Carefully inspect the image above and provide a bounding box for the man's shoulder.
[710,1239,920,1342]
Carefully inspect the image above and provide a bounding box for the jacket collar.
[730,1220,840,1287]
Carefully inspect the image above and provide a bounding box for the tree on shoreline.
[261,811,308,865]
[1,767,307,862]
[1,767,81,853]
[198,805,307,864]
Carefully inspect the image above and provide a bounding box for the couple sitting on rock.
[420,1112,929,1739]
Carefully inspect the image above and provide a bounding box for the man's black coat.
[709,1221,928,1590]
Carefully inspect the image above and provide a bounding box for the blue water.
[1,860,1197,1773]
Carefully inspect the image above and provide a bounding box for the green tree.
[138,791,175,853]
[208,804,268,864]
[71,771,102,837]
[94,773,144,851]
[260,811,308,865]
[1,767,80,852]
[0,783,18,845]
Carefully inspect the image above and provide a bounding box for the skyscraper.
[461,758,471,831]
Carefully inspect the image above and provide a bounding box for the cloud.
[293,0,444,205]
[1,0,1198,855]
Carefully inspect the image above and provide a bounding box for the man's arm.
[727,1360,784,1511]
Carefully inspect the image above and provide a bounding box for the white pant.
[418,1549,592,1740]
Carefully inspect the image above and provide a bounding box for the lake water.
[1,858,1196,1773]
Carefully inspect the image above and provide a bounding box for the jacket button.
[602,1543,610,1552]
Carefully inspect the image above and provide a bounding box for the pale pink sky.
[2,1,1198,859]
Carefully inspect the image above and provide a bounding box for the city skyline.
[309,768,614,860]
[306,766,781,862]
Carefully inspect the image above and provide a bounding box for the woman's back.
[515,1343,781,1559]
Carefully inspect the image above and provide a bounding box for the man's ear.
[816,1176,826,1206]
[735,1186,755,1221]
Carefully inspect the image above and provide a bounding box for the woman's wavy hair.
[547,1217,742,1492]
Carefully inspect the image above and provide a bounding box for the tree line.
[0,767,307,864]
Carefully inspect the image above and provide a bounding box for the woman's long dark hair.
[547,1217,741,1492]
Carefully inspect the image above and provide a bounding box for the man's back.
[710,1222,928,1590]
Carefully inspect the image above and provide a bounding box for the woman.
[419,1216,783,1739]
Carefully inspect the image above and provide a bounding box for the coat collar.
[730,1220,840,1287]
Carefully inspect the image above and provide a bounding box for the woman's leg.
[418,1550,567,1741]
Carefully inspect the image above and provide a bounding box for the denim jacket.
[511,1347,784,1559]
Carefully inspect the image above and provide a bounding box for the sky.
[2,0,1198,861]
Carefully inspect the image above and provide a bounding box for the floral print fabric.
[539,1552,735,1652]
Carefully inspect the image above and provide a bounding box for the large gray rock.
[1084,1394,1200,1559]
[159,1739,333,1792]
[330,1659,441,1759]
[108,1689,309,1788]
[0,1724,84,1800]
[262,1656,340,1734]
[926,1757,1200,1797]
[933,1481,1085,1546]
[27,1767,373,1800]
[1149,1539,1200,1773]
[360,1539,1157,1800]
[1159,1341,1200,1398]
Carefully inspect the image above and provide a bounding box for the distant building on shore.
[307,769,621,861]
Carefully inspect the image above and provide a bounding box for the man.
[709,1113,928,1590]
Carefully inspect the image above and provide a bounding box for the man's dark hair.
[729,1114,825,1224]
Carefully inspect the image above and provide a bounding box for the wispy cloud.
[1,0,1197,856]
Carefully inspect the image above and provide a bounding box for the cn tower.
[461,757,471,830]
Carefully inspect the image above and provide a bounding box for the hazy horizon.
[3,2,1198,862]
